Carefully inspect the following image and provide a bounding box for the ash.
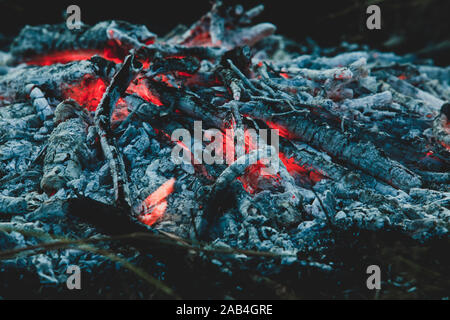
[0,1,449,299]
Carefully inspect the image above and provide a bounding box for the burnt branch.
[94,54,142,207]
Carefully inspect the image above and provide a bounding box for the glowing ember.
[61,74,163,113]
[111,98,130,122]
[244,129,258,153]
[25,50,101,66]
[139,178,176,226]
[177,71,194,77]
[127,78,163,106]
[139,59,151,69]
[235,127,323,193]
[157,74,176,88]
[25,48,124,66]
[266,121,298,140]
[278,152,323,183]
[238,160,281,194]
[440,142,450,151]
[61,75,107,112]
[182,32,212,47]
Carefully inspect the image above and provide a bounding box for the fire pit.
[0,1,448,299]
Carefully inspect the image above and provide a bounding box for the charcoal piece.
[40,101,90,194]
[0,195,28,215]
[10,21,155,62]
[53,98,92,125]
[149,56,200,76]
[0,59,102,104]
[170,1,275,49]
[29,86,53,121]
[241,102,422,191]
[67,197,152,235]
[386,76,444,111]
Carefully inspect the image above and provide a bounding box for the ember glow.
[238,160,281,194]
[278,152,323,183]
[224,126,323,193]
[127,78,163,106]
[38,43,322,197]
[238,151,323,193]
[444,122,450,151]
[181,31,212,47]
[111,99,130,122]
[25,47,124,66]
[265,121,298,140]
[61,75,163,112]
[139,178,176,226]
[61,75,107,112]
[25,50,105,66]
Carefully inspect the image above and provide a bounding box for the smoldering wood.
[240,101,422,191]
[94,54,142,207]
[9,21,156,62]
[167,0,275,50]
[200,146,276,239]
[39,99,92,195]
[151,81,224,128]
[137,44,224,61]
[0,59,105,106]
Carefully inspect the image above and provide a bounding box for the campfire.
[0,1,448,299]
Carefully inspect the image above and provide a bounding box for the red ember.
[61,75,107,112]
[127,78,163,106]
[139,178,176,226]
[25,46,124,66]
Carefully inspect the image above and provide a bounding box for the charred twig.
[137,43,224,61]
[216,67,244,101]
[227,59,262,95]
[215,47,255,101]
[199,146,276,239]
[309,187,337,239]
[94,54,142,207]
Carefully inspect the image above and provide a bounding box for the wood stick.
[94,54,142,207]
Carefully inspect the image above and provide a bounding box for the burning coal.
[139,178,176,226]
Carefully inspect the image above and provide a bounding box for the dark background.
[0,0,449,64]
